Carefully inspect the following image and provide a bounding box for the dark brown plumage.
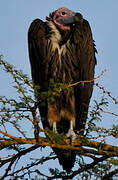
[28,7,97,173]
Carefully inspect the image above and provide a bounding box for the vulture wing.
[28,19,50,128]
[72,19,97,133]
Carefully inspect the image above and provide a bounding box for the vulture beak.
[58,12,83,25]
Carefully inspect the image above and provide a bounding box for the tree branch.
[0,130,118,157]
[102,168,118,180]
[0,145,39,179]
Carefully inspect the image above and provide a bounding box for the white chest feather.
[51,41,66,56]
[47,21,67,56]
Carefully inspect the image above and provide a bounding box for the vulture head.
[47,7,83,31]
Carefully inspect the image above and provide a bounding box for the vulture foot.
[66,120,77,145]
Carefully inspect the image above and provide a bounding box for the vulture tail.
[53,148,76,173]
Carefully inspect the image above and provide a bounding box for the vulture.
[28,7,97,173]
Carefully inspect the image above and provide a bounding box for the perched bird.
[28,7,97,173]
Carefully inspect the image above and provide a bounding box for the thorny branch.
[1,145,39,179]
[102,168,118,180]
[99,108,118,117]
[5,155,56,179]
[95,83,118,105]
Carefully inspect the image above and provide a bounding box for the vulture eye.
[61,11,66,16]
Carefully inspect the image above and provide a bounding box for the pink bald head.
[53,7,75,30]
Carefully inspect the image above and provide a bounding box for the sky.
[0,0,118,178]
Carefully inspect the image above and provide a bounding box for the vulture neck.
[47,21,71,46]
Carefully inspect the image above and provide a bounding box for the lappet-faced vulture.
[28,7,97,173]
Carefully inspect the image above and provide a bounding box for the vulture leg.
[48,104,59,134]
[66,120,77,144]
[53,121,57,133]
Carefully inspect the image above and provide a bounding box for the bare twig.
[68,70,106,87]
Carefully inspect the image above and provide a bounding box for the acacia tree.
[0,56,118,180]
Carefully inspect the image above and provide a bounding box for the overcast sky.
[0,0,118,176]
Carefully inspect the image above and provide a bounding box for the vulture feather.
[28,7,97,173]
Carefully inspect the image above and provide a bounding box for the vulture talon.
[66,129,77,145]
